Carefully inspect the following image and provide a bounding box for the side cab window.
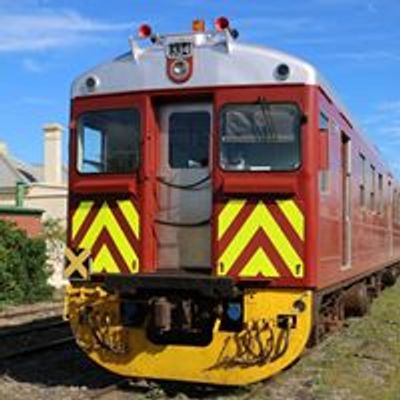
[319,111,330,193]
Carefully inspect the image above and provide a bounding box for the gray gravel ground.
[1,283,400,400]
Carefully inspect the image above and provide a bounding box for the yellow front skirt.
[65,286,313,385]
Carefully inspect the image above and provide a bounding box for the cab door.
[156,104,212,271]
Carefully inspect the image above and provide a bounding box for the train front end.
[64,19,317,385]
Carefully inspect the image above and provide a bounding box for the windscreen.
[220,103,301,171]
[169,111,210,169]
[77,109,140,174]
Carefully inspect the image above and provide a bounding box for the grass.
[150,282,400,400]
[256,281,400,400]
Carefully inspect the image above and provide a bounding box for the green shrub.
[0,220,53,307]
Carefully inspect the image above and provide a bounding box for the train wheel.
[381,268,397,287]
[342,283,370,317]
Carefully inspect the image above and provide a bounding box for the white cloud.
[22,58,44,73]
[0,10,132,52]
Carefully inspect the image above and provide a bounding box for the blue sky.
[1,0,400,174]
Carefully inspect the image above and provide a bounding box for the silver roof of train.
[70,28,386,167]
[71,30,331,99]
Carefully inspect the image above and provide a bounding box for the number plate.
[167,41,193,59]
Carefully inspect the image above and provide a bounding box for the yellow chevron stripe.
[277,200,304,240]
[239,248,280,278]
[79,202,139,273]
[118,200,140,238]
[218,199,246,240]
[72,201,94,239]
[218,201,303,278]
[92,245,120,274]
[261,205,303,277]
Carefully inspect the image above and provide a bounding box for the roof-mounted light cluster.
[214,16,239,39]
[138,24,152,39]
[215,16,230,31]
[136,16,239,42]
[192,19,206,33]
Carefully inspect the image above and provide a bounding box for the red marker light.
[192,19,206,33]
[215,16,230,31]
[138,24,152,39]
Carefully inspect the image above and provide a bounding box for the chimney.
[43,123,63,185]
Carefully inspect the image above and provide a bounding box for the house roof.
[0,152,37,188]
[0,144,67,189]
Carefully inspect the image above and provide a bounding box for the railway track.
[0,336,75,362]
[0,316,67,339]
[0,316,75,362]
[0,304,63,320]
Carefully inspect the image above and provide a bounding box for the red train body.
[64,19,400,385]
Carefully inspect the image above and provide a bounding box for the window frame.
[378,173,384,215]
[370,164,376,212]
[359,153,366,208]
[75,107,141,176]
[319,111,329,131]
[167,110,211,170]
[218,101,303,173]
[319,111,330,194]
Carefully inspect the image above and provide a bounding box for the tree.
[0,220,53,307]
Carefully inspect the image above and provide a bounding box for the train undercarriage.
[65,275,312,385]
[312,263,400,344]
[64,262,399,385]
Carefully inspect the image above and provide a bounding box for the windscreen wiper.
[257,96,278,142]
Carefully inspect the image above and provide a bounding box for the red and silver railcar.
[64,18,400,385]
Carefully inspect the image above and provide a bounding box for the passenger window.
[319,112,330,193]
[378,173,383,214]
[397,193,400,223]
[220,103,302,171]
[77,109,140,174]
[359,154,366,207]
[169,111,210,169]
[370,165,376,211]
[319,112,329,130]
[79,128,104,173]
[320,171,329,193]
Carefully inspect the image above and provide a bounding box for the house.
[0,124,68,223]
[0,206,44,237]
[0,124,68,288]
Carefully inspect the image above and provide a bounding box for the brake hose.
[154,218,211,228]
[156,174,211,190]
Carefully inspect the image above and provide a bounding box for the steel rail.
[0,304,63,320]
[0,336,75,362]
[0,317,67,339]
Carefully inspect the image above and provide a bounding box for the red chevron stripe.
[90,229,131,274]
[71,201,100,248]
[72,200,140,273]
[218,201,255,254]
[227,229,292,278]
[293,198,305,214]
[109,199,140,249]
[265,201,304,258]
